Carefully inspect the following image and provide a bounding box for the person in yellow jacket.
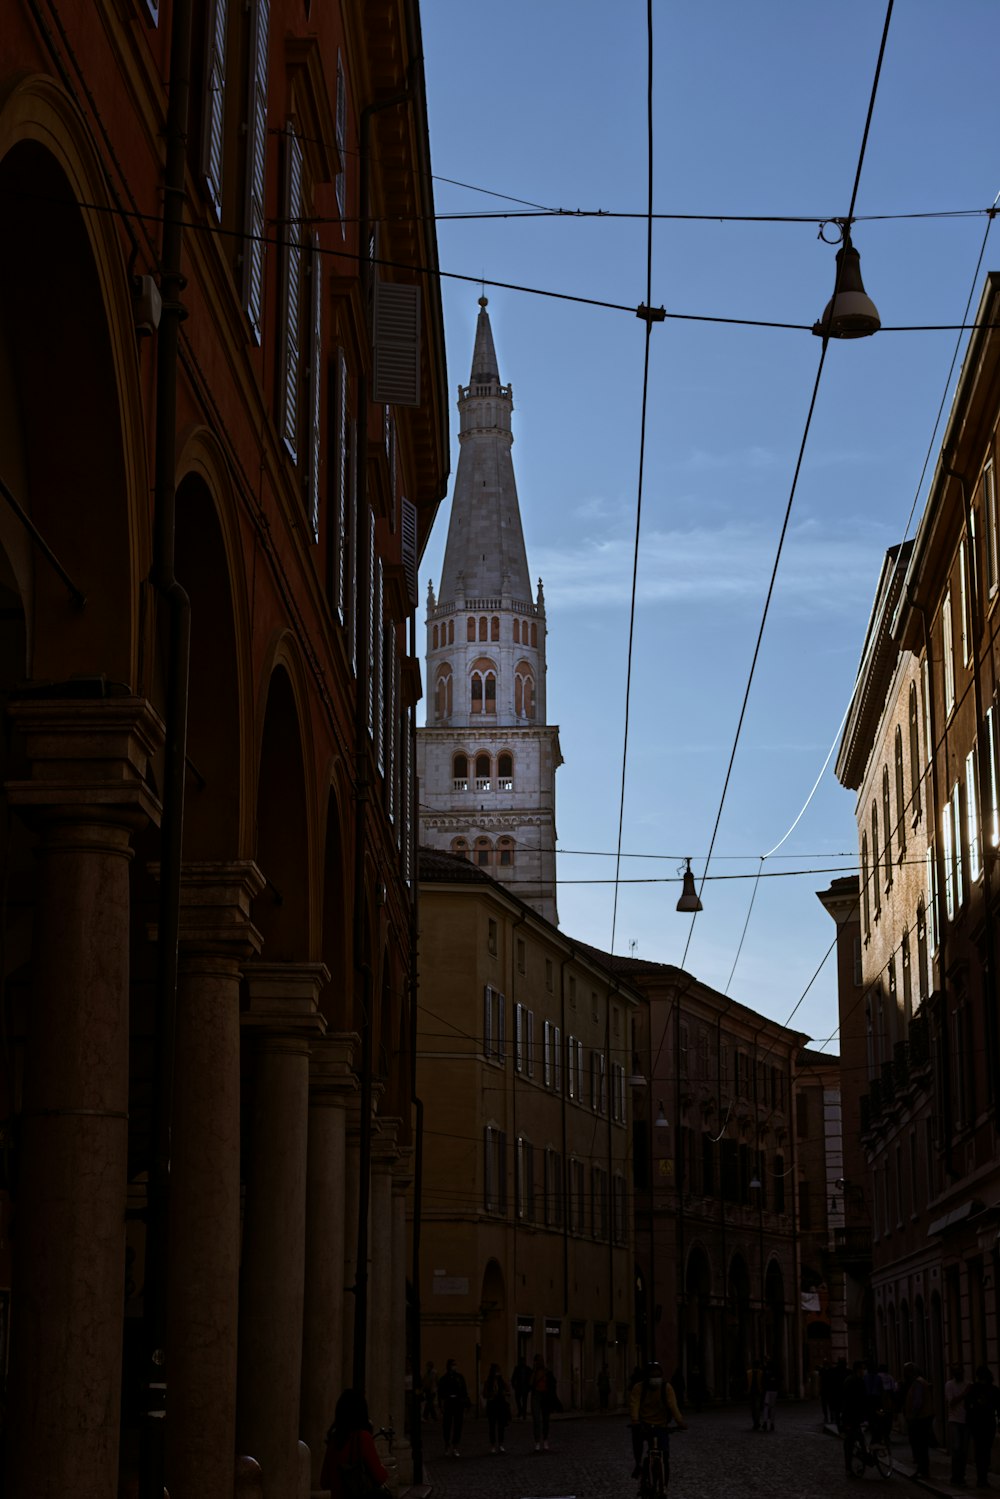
[629,1361,687,1482]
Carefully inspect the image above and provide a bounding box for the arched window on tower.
[467,616,476,642]
[479,616,488,641]
[475,752,491,791]
[452,837,469,860]
[471,658,497,717]
[513,618,520,643]
[453,753,469,791]
[498,752,514,791]
[491,616,500,641]
[531,622,538,647]
[448,619,455,644]
[435,664,452,721]
[474,836,492,868]
[432,624,439,649]
[515,660,535,719]
[498,836,515,868]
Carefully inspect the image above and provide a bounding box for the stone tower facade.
[418,299,562,923]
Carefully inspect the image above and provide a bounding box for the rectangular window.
[943,799,956,921]
[927,845,939,951]
[544,1148,563,1227]
[985,461,998,596]
[484,1125,507,1215]
[960,538,971,666]
[516,1137,535,1222]
[335,51,347,227]
[554,1025,562,1093]
[375,562,385,773]
[567,1034,577,1099]
[526,1010,534,1078]
[367,511,377,739]
[990,706,1000,849]
[514,1003,525,1073]
[953,781,964,908]
[483,986,505,1061]
[278,126,303,462]
[943,585,956,715]
[332,349,349,620]
[967,748,982,881]
[242,0,269,341]
[488,918,498,956]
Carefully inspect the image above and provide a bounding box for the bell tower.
[417,299,562,923]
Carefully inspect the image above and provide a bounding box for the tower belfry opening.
[417,299,562,923]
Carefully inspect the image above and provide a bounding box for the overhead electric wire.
[678,0,895,975]
[609,0,656,956]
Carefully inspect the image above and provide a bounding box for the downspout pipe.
[142,0,194,1494]
[353,81,413,1397]
[409,616,424,1483]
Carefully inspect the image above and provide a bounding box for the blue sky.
[416,0,1000,1047]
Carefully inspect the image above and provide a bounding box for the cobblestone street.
[416,1400,855,1499]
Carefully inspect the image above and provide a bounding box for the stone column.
[4,697,164,1499]
[164,862,263,1499]
[390,1149,414,1484]
[341,1095,362,1387]
[367,1120,400,1437]
[301,1031,358,1492]
[236,963,327,1499]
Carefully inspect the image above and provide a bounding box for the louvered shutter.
[348,425,358,676]
[202,0,228,221]
[334,348,348,622]
[242,0,269,342]
[372,281,421,407]
[304,236,322,540]
[367,510,376,736]
[375,561,385,772]
[400,496,418,608]
[335,52,346,226]
[279,125,303,462]
[388,639,398,825]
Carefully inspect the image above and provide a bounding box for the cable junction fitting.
[635,303,666,325]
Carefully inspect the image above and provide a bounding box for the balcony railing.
[834,1225,873,1263]
[453,778,469,791]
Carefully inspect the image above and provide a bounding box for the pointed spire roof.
[438,300,533,606]
[470,295,500,383]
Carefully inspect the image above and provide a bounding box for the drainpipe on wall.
[352,80,412,1397]
[142,0,194,1494]
[409,619,424,1482]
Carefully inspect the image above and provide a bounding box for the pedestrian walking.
[841,1360,869,1476]
[902,1361,934,1479]
[597,1361,611,1412]
[421,1360,438,1422]
[947,1362,972,1486]
[530,1352,555,1451]
[483,1363,511,1453]
[747,1359,765,1431]
[964,1365,1000,1488]
[511,1356,531,1420]
[830,1356,848,1432]
[762,1359,779,1433]
[320,1388,389,1498]
[438,1358,469,1457]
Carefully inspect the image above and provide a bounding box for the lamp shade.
[812,235,880,339]
[676,859,703,913]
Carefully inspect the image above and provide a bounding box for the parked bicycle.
[849,1423,893,1479]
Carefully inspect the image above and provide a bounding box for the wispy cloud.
[535,514,896,614]
[677,445,879,473]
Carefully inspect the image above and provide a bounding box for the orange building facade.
[0,1,448,1495]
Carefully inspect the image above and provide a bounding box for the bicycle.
[637,1425,670,1499]
[849,1423,894,1479]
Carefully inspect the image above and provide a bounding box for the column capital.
[309,1032,361,1099]
[177,861,264,958]
[392,1146,414,1195]
[6,694,165,826]
[372,1116,403,1171]
[243,962,329,1040]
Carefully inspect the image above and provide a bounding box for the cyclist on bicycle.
[629,1360,686,1484]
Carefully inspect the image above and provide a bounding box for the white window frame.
[952,780,964,908]
[967,747,982,882]
[985,460,998,597]
[943,585,956,715]
[943,799,956,921]
[960,537,971,666]
[242,0,269,342]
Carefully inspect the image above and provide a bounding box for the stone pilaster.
[368,1120,401,1439]
[236,963,327,1499]
[391,1149,415,1484]
[301,1031,359,1492]
[164,862,264,1499]
[4,696,164,1499]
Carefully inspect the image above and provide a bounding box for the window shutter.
[242,0,269,342]
[202,0,228,221]
[372,280,421,407]
[484,986,493,1058]
[400,496,418,608]
[304,236,322,540]
[367,510,376,738]
[280,124,304,462]
[348,422,358,676]
[335,51,347,226]
[375,561,385,773]
[333,349,349,621]
[497,991,505,1060]
[386,630,397,822]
